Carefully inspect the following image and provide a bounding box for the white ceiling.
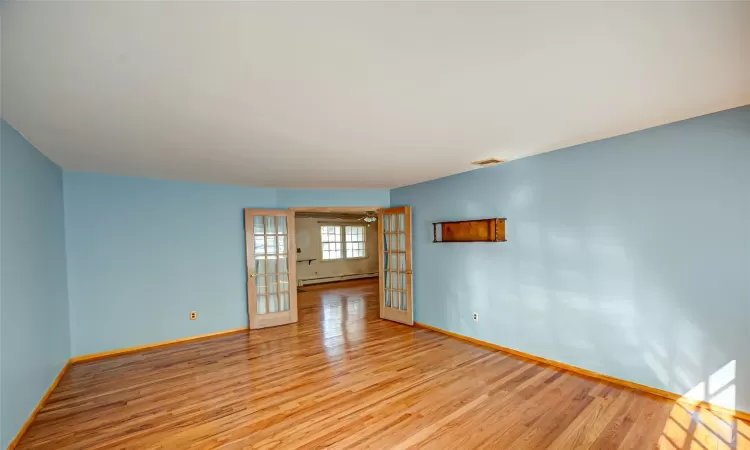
[3,2,749,189]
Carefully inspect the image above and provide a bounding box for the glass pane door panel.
[280,293,289,311]
[266,257,277,274]
[265,216,276,234]
[277,216,287,234]
[253,216,265,234]
[279,274,289,292]
[266,236,277,255]
[267,275,277,294]
[256,275,266,295]
[257,295,267,315]
[269,294,278,313]
[255,257,266,274]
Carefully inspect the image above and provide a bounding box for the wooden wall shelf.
[297,259,317,266]
[433,218,506,243]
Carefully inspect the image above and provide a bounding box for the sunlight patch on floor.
[659,360,747,450]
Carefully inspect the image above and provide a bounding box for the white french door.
[244,209,298,329]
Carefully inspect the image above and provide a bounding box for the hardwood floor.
[18,278,750,449]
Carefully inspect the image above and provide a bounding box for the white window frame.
[320,225,343,261]
[320,224,367,261]
[344,225,366,259]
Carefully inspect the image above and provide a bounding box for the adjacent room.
[1,1,749,449]
[293,210,379,288]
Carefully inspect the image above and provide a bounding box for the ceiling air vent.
[472,158,505,167]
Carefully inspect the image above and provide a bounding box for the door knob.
[248,272,258,278]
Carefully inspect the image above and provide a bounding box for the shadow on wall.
[391,106,750,416]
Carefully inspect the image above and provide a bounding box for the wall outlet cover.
[190,311,197,320]
[473,312,478,322]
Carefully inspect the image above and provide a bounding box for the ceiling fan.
[358,211,378,224]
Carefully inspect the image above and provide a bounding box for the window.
[345,226,365,258]
[321,225,342,260]
[320,225,366,260]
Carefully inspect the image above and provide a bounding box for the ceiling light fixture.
[360,211,378,224]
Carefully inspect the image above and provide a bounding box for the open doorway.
[292,208,380,288]
[243,206,413,330]
[290,207,383,337]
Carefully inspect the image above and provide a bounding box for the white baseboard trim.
[299,272,378,286]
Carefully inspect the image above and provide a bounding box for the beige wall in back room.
[294,217,378,284]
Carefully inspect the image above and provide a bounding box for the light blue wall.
[1,120,71,448]
[63,172,389,356]
[392,106,750,412]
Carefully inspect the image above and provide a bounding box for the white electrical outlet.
[473,312,479,322]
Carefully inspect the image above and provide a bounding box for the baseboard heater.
[298,272,378,286]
